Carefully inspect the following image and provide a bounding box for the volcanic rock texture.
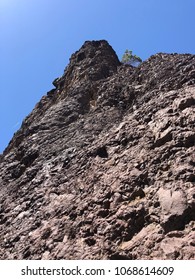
[0,40,195,259]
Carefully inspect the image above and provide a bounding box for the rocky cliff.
[0,40,195,259]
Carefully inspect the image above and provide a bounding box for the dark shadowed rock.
[0,40,195,260]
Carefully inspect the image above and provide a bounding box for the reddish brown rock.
[0,40,195,259]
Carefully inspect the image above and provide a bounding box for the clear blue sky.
[0,0,195,153]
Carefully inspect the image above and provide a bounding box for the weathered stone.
[158,187,188,232]
[0,40,195,260]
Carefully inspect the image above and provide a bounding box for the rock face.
[0,40,195,260]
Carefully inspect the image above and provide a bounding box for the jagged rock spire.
[53,40,121,91]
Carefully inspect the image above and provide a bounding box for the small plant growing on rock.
[121,49,142,66]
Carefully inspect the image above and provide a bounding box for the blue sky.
[0,0,195,153]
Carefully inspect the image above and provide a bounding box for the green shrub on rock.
[121,49,142,66]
